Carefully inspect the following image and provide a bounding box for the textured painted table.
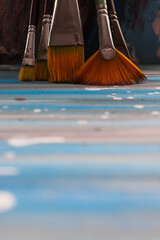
[0,65,160,240]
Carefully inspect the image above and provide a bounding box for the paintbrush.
[35,0,54,81]
[19,0,40,81]
[48,0,84,83]
[75,0,146,86]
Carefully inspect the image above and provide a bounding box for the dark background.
[0,0,160,64]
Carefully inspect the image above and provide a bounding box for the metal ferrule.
[37,15,52,61]
[22,25,36,66]
[97,4,116,60]
[109,11,118,21]
[49,0,84,47]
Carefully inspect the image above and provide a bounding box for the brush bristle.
[48,46,84,83]
[35,61,48,81]
[19,66,35,82]
[75,49,147,86]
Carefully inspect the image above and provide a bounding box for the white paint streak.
[151,111,160,116]
[127,97,134,100]
[77,120,88,125]
[134,105,144,109]
[8,137,66,147]
[0,167,19,176]
[113,97,123,101]
[101,115,109,120]
[148,92,160,95]
[33,109,42,113]
[0,191,17,213]
[85,87,110,91]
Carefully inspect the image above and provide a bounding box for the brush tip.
[19,66,35,82]
[48,46,84,83]
[35,61,48,81]
[75,49,146,86]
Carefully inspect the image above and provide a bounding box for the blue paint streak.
[1,88,160,95]
[1,162,160,178]
[0,163,160,214]
[1,104,160,111]
[1,142,160,156]
[0,119,160,127]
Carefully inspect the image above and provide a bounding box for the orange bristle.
[19,66,35,82]
[75,49,147,86]
[48,46,84,83]
[35,61,48,81]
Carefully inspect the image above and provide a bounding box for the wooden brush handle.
[29,0,40,26]
[44,0,55,15]
[95,0,107,5]
[107,0,116,13]
[107,0,131,58]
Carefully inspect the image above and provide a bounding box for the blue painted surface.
[0,68,160,239]
[0,163,160,215]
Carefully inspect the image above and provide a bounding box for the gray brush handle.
[95,0,116,60]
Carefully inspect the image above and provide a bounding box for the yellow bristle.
[35,61,48,81]
[19,66,35,82]
[75,49,147,86]
[48,46,84,83]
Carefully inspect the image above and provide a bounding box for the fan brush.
[75,0,146,86]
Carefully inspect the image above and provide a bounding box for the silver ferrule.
[97,4,116,60]
[49,0,84,47]
[109,12,118,20]
[22,25,36,66]
[37,15,52,61]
